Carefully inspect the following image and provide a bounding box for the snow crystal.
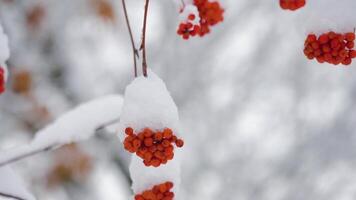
[0,166,35,200]
[118,71,181,142]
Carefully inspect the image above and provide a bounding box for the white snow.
[0,166,35,200]
[32,94,123,147]
[118,71,183,196]
[178,4,200,26]
[118,71,181,142]
[297,0,356,34]
[0,22,9,81]
[0,95,123,166]
[129,151,182,195]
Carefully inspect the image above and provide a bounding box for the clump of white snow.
[129,151,182,195]
[0,166,36,200]
[299,0,356,34]
[0,22,10,82]
[179,5,200,25]
[118,71,181,142]
[32,94,123,147]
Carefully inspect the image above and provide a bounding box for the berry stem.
[122,0,139,77]
[141,0,150,77]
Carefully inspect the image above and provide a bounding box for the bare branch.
[141,0,150,77]
[122,0,139,77]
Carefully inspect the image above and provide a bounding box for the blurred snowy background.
[1,0,356,200]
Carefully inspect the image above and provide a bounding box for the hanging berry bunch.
[124,127,184,167]
[0,67,5,94]
[134,182,174,200]
[304,31,356,65]
[177,0,224,40]
[279,0,306,11]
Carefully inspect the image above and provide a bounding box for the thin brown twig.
[122,0,139,77]
[0,192,26,200]
[141,0,150,77]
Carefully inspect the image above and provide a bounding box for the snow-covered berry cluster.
[177,0,224,40]
[124,127,184,167]
[134,182,174,200]
[279,0,306,11]
[304,31,356,65]
[119,71,184,199]
[0,67,5,94]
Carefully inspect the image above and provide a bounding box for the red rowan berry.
[318,34,329,44]
[125,127,134,136]
[279,0,305,11]
[346,41,354,49]
[342,58,352,65]
[345,32,355,42]
[135,182,175,200]
[144,138,153,147]
[350,50,356,58]
[0,67,5,94]
[188,14,196,21]
[175,139,184,148]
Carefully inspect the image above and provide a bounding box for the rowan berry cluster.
[123,127,184,167]
[177,0,224,40]
[134,182,174,200]
[177,14,201,40]
[303,31,356,65]
[0,67,5,94]
[279,0,306,11]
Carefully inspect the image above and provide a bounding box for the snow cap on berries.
[118,70,181,142]
[179,4,200,25]
[130,151,182,196]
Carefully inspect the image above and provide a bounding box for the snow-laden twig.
[0,95,123,167]
[0,166,35,200]
[0,192,26,200]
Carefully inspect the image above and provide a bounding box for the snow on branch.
[0,166,35,200]
[0,95,123,167]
